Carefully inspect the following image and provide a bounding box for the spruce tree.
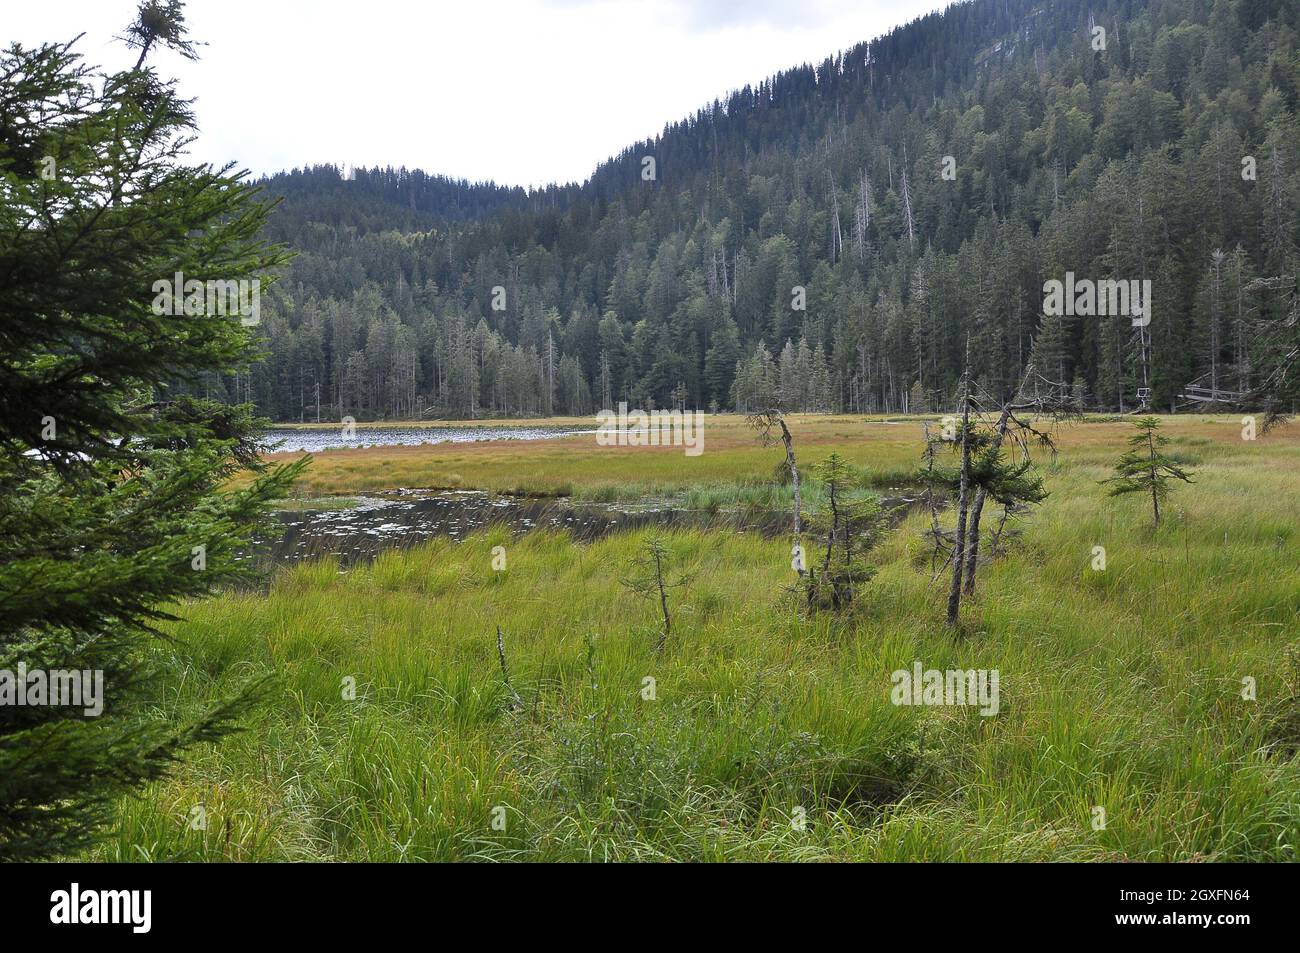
[803,453,886,611]
[1101,417,1194,527]
[0,3,303,859]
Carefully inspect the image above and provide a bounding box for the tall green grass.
[91,436,1300,861]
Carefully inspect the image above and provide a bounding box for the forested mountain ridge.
[257,165,568,238]
[222,0,1300,421]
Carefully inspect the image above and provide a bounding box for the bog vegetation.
[92,414,1300,862]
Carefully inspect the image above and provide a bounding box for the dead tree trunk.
[496,625,524,711]
[748,411,804,575]
[947,350,973,626]
[776,416,802,541]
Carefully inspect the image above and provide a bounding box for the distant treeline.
[193,0,1298,420]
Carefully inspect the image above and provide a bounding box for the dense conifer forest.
[207,0,1298,421]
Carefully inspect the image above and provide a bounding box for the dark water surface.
[256,489,921,567]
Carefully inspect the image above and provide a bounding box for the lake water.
[255,489,921,567]
[264,424,595,454]
[250,427,922,567]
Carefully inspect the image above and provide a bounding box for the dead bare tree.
[827,170,843,263]
[987,500,1027,558]
[748,410,803,574]
[853,169,871,263]
[900,144,916,250]
[495,625,524,712]
[961,365,1066,596]
[946,343,973,625]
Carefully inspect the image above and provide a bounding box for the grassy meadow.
[95,414,1300,861]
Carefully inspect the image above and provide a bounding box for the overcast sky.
[8,0,947,188]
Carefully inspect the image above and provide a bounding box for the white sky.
[8,0,947,189]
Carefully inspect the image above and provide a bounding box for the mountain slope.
[223,0,1299,421]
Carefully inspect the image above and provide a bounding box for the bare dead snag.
[946,356,973,626]
[962,363,1064,597]
[778,416,802,543]
[747,410,803,574]
[496,625,524,712]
